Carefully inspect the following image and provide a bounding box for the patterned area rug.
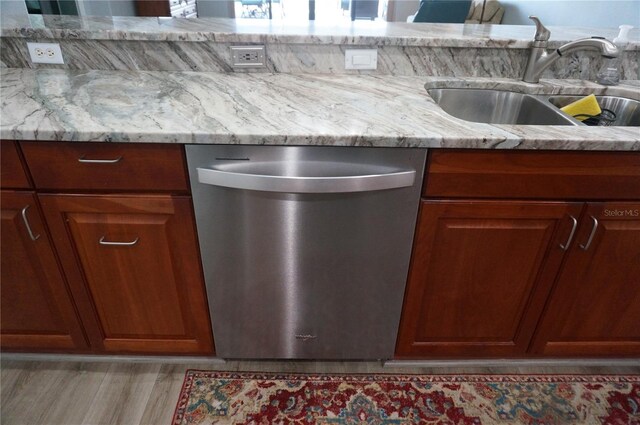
[172,371,640,425]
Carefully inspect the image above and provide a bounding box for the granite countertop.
[1,68,639,150]
[2,15,639,49]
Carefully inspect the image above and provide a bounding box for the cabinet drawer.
[20,142,189,192]
[1,141,31,189]
[424,150,640,200]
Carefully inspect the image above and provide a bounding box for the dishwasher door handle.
[197,166,416,193]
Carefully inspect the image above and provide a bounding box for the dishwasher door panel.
[187,145,426,359]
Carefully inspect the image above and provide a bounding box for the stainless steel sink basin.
[548,95,640,126]
[427,88,579,126]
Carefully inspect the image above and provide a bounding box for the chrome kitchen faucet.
[523,16,619,83]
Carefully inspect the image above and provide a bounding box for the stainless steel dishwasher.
[186,145,426,359]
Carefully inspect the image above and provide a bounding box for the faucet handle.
[529,16,551,42]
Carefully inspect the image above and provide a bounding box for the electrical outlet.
[230,46,266,68]
[27,42,64,64]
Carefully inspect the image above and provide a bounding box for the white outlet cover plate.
[27,42,64,64]
[345,49,377,70]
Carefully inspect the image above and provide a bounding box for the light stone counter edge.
[1,69,638,151]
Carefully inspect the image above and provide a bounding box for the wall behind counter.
[1,36,638,81]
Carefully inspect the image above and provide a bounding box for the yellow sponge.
[560,94,602,121]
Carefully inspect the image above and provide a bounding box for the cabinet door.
[531,202,640,356]
[1,191,88,351]
[39,194,214,355]
[396,200,583,358]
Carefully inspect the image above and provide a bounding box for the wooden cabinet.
[397,150,640,359]
[2,141,214,356]
[531,202,640,357]
[1,140,86,351]
[39,194,214,354]
[1,191,88,351]
[396,200,583,358]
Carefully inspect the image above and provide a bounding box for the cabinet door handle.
[20,205,41,241]
[579,216,599,251]
[559,215,578,250]
[99,236,139,246]
[78,155,122,164]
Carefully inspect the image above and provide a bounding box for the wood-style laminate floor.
[2,358,639,425]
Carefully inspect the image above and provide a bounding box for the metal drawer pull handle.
[559,215,578,250]
[99,236,139,246]
[579,216,599,251]
[78,155,122,164]
[20,205,40,241]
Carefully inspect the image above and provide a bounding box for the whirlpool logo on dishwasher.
[603,209,640,217]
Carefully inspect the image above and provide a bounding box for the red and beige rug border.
[172,369,640,425]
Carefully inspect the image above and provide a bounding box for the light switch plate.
[345,49,378,70]
[27,42,64,64]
